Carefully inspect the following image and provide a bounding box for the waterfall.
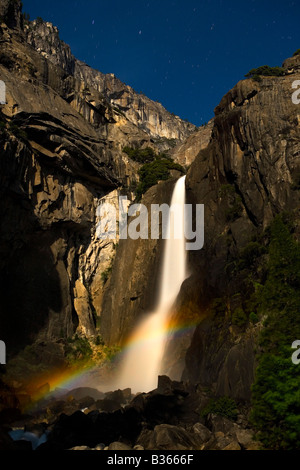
[115,176,187,393]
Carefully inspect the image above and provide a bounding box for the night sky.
[22,0,300,127]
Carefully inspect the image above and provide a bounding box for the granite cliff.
[1,0,300,420]
[101,53,300,403]
[0,0,196,361]
[24,19,196,141]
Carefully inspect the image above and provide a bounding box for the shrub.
[123,146,156,164]
[291,169,300,190]
[292,49,300,57]
[245,65,285,80]
[232,307,247,327]
[249,312,259,324]
[219,184,235,197]
[251,349,300,449]
[8,122,28,140]
[123,146,185,199]
[201,397,238,421]
[238,241,267,268]
[101,265,112,285]
[136,157,184,200]
[35,16,44,26]
[95,335,104,346]
[219,184,243,222]
[65,335,92,363]
[225,198,243,222]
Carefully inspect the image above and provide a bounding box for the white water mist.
[115,176,187,393]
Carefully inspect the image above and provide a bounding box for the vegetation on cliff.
[65,334,121,367]
[245,65,285,81]
[201,396,238,421]
[123,146,185,199]
[123,146,158,164]
[250,215,300,450]
[204,214,300,449]
[136,157,185,200]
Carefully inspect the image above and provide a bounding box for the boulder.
[138,424,199,451]
[108,442,132,450]
[222,441,241,450]
[203,434,233,451]
[206,414,236,434]
[78,396,95,410]
[38,406,142,450]
[95,443,105,450]
[95,399,121,412]
[67,388,105,401]
[192,422,212,444]
[105,389,129,405]
[69,445,91,451]
[234,427,259,450]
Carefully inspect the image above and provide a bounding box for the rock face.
[1,0,300,412]
[0,0,22,29]
[24,20,75,75]
[101,57,300,400]
[171,119,214,167]
[0,2,195,356]
[283,53,300,74]
[0,22,117,351]
[74,62,197,141]
[182,60,300,399]
[137,424,199,450]
[24,20,197,141]
[100,178,176,345]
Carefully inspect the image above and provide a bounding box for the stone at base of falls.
[192,422,212,443]
[157,375,187,395]
[69,445,93,451]
[108,441,132,450]
[222,441,242,451]
[136,424,200,450]
[1,376,260,450]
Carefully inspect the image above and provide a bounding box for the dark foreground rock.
[136,424,200,450]
[1,376,259,451]
[37,407,142,451]
[41,377,259,450]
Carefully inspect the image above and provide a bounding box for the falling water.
[115,176,187,393]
